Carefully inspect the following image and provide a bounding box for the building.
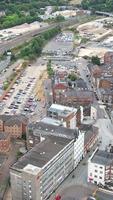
[27,122,84,166]
[88,149,113,186]
[57,90,94,107]
[0,132,10,153]
[104,51,113,66]
[53,83,68,103]
[41,117,65,127]
[47,104,77,129]
[80,125,98,155]
[10,134,82,200]
[0,115,28,138]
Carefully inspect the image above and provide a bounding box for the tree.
[91,56,100,65]
[68,73,77,81]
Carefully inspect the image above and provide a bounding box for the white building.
[88,149,113,186]
[10,132,84,200]
[47,104,77,129]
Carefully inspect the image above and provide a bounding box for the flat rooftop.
[48,104,77,117]
[28,122,79,140]
[12,135,72,170]
[41,117,63,126]
[91,150,113,165]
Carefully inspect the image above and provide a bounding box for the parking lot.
[42,31,74,56]
[1,60,46,116]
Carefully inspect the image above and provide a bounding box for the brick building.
[55,90,94,107]
[0,115,28,138]
[0,132,10,153]
[53,83,68,103]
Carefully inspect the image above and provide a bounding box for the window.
[95,170,98,173]
[100,171,103,174]
[99,176,102,179]
[100,166,103,169]
[95,165,98,168]
[90,173,92,176]
[94,175,97,178]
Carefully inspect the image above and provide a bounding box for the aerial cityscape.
[0,0,113,200]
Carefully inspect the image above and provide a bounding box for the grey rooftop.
[28,121,79,140]
[12,135,72,170]
[92,150,113,165]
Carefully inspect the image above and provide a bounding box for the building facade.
[0,132,10,153]
[10,136,76,200]
[0,115,28,138]
[88,149,113,186]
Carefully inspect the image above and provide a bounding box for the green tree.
[68,73,77,81]
[91,56,100,65]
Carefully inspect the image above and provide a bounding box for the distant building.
[0,115,28,138]
[47,104,77,129]
[0,132,10,153]
[10,132,84,200]
[104,51,113,66]
[88,149,113,186]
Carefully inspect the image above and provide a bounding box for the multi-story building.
[27,122,84,166]
[47,104,77,129]
[0,132,10,153]
[10,134,83,200]
[88,149,113,186]
[0,115,28,138]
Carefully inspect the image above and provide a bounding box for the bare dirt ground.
[34,70,48,101]
[69,0,82,4]
[77,18,113,41]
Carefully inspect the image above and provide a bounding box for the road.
[75,57,92,90]
[97,190,113,200]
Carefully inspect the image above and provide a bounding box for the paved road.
[97,190,113,200]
